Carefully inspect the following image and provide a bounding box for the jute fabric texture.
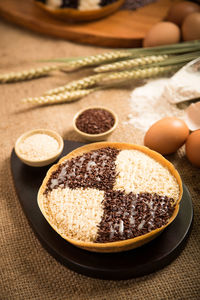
[0,20,199,300]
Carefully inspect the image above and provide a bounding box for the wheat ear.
[44,74,102,95]
[22,89,95,105]
[97,65,178,86]
[0,65,60,83]
[94,55,169,73]
[59,51,132,71]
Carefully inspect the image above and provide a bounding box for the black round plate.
[10,140,193,280]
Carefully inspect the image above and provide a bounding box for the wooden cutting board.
[0,0,181,48]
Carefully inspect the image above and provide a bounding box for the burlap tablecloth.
[0,19,200,300]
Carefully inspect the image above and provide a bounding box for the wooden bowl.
[72,106,118,142]
[37,142,183,252]
[15,129,64,167]
[35,0,125,22]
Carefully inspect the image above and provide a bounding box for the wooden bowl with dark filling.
[35,0,125,22]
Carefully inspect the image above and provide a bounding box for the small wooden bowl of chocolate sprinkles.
[73,106,118,141]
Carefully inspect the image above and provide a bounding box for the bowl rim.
[35,0,125,21]
[14,128,64,166]
[72,106,118,138]
[37,141,183,252]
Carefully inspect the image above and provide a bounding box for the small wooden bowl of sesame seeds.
[14,129,64,167]
[73,106,118,142]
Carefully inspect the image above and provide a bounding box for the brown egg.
[143,22,181,48]
[144,117,189,155]
[166,1,200,26]
[182,12,200,41]
[185,130,200,167]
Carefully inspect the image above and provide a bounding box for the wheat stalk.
[44,74,102,95]
[44,64,173,97]
[23,65,179,106]
[152,51,200,67]
[2,41,200,84]
[94,55,169,73]
[53,51,133,71]
[22,88,95,105]
[0,65,60,83]
[48,41,200,65]
[44,60,180,97]
[97,65,178,86]
[0,52,131,84]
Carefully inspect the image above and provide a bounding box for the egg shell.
[185,130,200,167]
[166,1,200,26]
[182,12,200,41]
[144,117,189,155]
[143,22,181,48]
[185,102,200,131]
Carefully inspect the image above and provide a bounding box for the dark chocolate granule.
[44,147,119,194]
[95,191,175,243]
[75,108,115,134]
[60,0,79,9]
[99,0,117,7]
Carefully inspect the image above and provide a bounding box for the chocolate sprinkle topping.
[95,191,175,243]
[44,147,120,194]
[44,146,177,243]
